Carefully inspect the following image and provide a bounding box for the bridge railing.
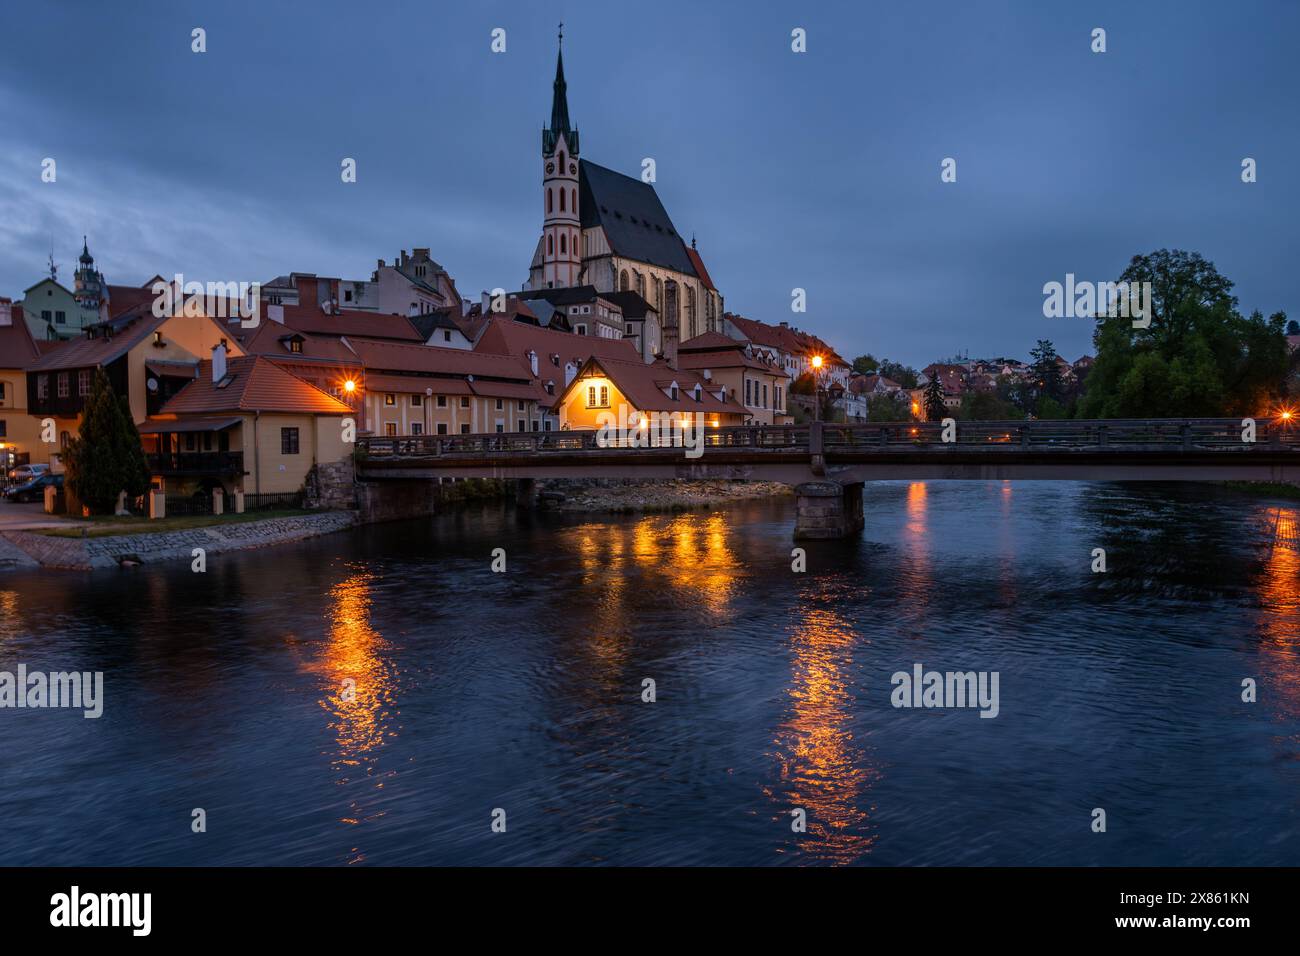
[355,418,1297,459]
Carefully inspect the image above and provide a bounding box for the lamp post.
[811,355,824,423]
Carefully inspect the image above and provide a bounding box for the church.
[524,37,723,345]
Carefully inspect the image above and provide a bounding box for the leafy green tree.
[923,376,946,421]
[64,367,151,514]
[1078,250,1288,418]
[852,354,879,375]
[960,390,1021,421]
[866,392,911,422]
[879,360,919,390]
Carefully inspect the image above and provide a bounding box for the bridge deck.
[355,419,1300,484]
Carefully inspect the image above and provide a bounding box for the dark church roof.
[578,160,698,277]
[542,48,578,155]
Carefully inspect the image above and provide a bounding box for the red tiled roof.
[159,356,353,415]
[0,305,42,366]
[364,373,472,395]
[473,315,642,379]
[242,319,362,364]
[272,301,425,342]
[563,355,743,415]
[685,247,716,291]
[350,338,533,380]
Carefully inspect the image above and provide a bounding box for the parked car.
[3,473,63,503]
[7,463,49,483]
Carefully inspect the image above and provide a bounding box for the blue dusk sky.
[1,0,1296,367]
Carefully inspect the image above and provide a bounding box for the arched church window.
[635,272,645,298]
[559,189,566,212]
[548,234,553,255]
[571,189,576,212]
[547,189,553,213]
[560,233,566,254]
[619,270,630,291]
[559,150,565,169]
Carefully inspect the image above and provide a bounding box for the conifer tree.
[64,367,151,514]
[923,375,947,421]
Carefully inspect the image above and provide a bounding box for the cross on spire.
[558,22,563,47]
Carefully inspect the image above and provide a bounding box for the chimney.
[662,280,680,370]
[0,297,11,327]
[701,368,711,381]
[211,343,227,382]
[481,291,492,314]
[526,349,539,376]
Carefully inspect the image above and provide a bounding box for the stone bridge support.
[794,481,864,539]
[515,478,536,509]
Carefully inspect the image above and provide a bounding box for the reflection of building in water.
[768,594,877,864]
[1259,507,1300,725]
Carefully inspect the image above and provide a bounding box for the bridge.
[355,418,1300,537]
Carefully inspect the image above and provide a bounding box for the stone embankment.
[0,511,358,571]
[535,478,791,513]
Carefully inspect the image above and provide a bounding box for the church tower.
[540,29,580,289]
[73,236,105,313]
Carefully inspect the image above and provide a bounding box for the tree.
[1029,339,1062,406]
[865,392,911,422]
[878,360,919,389]
[852,354,879,375]
[960,390,1020,421]
[1078,250,1288,418]
[923,375,946,421]
[1287,317,1298,336]
[64,367,151,514]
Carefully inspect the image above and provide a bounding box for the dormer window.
[152,331,164,347]
[289,338,303,353]
[692,384,702,402]
[670,384,679,401]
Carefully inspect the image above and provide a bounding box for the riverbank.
[0,510,358,570]
[536,478,792,513]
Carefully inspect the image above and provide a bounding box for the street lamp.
[811,355,824,423]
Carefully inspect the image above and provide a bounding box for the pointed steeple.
[551,32,570,134]
[79,235,93,264]
[542,27,578,155]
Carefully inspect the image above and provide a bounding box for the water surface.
[1,481,1297,865]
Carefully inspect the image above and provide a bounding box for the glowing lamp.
[343,379,356,393]
[811,355,823,369]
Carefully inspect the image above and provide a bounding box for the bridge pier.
[515,478,536,509]
[794,481,864,539]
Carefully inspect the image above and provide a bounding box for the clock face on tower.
[569,163,576,175]
[546,162,555,174]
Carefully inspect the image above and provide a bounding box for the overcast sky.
[1,0,1296,367]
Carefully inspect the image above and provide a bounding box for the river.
[1,480,1297,866]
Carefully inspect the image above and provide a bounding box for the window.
[575,324,587,335]
[281,427,300,454]
[544,420,552,432]
[547,188,553,213]
[460,397,469,408]
[460,424,470,434]
[0,420,6,437]
[57,373,69,398]
[560,233,566,254]
[495,398,503,411]
[442,330,452,343]
[763,384,768,408]
[289,339,303,353]
[495,423,504,433]
[517,420,525,432]
[437,423,448,435]
[670,385,679,401]
[411,394,423,407]
[41,310,51,323]
[185,433,196,451]
[586,384,609,408]
[384,393,395,406]
[547,235,553,255]
[411,423,423,435]
[517,400,526,411]
[532,420,540,431]
[559,188,565,212]
[78,370,90,396]
[746,380,752,405]
[384,423,397,437]
[36,375,48,399]
[344,290,353,302]
[55,310,66,325]
[437,395,447,407]
[0,382,6,401]
[153,331,164,346]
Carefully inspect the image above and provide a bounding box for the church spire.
[543,27,578,155]
[550,27,571,135]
